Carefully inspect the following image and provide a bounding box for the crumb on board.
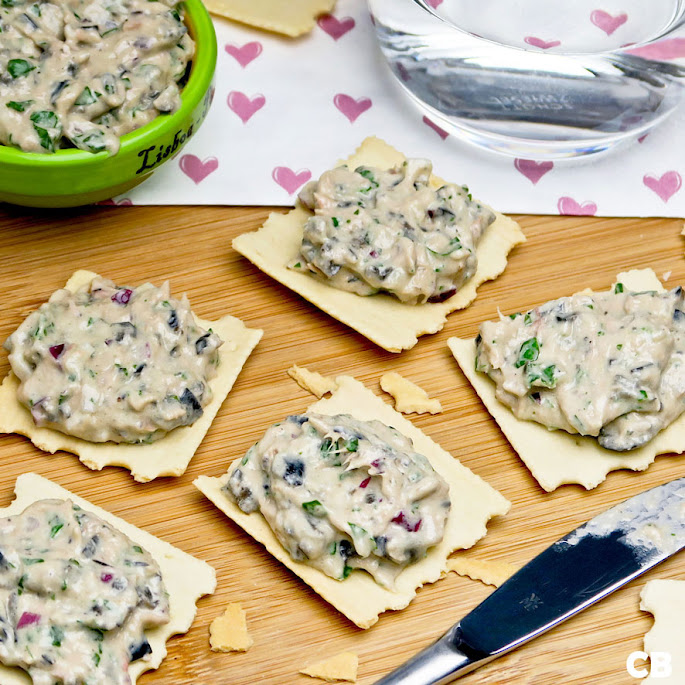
[447,556,518,587]
[209,603,253,652]
[300,651,359,682]
[287,364,338,398]
[380,371,442,415]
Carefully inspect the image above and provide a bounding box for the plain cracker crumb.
[209,603,253,652]
[300,651,358,682]
[288,365,338,398]
[447,556,518,587]
[380,372,442,414]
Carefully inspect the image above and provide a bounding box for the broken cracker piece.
[232,137,525,353]
[288,364,338,398]
[640,579,685,683]
[449,268,685,492]
[447,556,518,587]
[300,651,358,682]
[0,473,216,685]
[195,375,509,629]
[380,371,442,414]
[0,270,263,483]
[203,0,334,37]
[209,602,253,653]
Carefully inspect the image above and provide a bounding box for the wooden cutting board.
[0,204,683,685]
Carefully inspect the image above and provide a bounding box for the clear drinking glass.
[368,0,685,158]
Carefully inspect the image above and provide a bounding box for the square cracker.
[448,268,685,492]
[0,271,263,483]
[640,579,685,683]
[0,473,216,685]
[203,0,334,37]
[232,137,525,353]
[194,375,510,629]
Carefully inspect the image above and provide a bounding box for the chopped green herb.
[6,100,33,112]
[302,500,324,516]
[346,437,358,452]
[328,541,337,555]
[515,337,540,368]
[614,283,624,293]
[23,558,44,565]
[50,625,64,647]
[8,59,35,78]
[50,522,64,538]
[524,312,533,325]
[341,565,353,579]
[74,86,99,106]
[132,545,143,553]
[331,217,339,227]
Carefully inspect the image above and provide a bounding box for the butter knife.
[375,477,685,684]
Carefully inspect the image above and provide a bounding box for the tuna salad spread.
[475,284,685,451]
[225,413,451,588]
[5,276,223,443]
[0,498,169,685]
[0,0,193,154]
[291,159,496,305]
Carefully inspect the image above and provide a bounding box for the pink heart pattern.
[224,41,263,68]
[227,91,265,123]
[557,197,597,215]
[179,155,219,184]
[317,14,355,40]
[422,116,449,140]
[426,0,443,7]
[514,159,554,185]
[273,167,312,194]
[333,94,372,123]
[97,197,133,206]
[643,171,682,203]
[590,10,628,36]
[627,38,685,60]
[524,36,561,50]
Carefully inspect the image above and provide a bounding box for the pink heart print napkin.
[125,0,685,217]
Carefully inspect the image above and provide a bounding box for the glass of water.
[369,0,685,158]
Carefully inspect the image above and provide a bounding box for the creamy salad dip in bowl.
[0,0,216,208]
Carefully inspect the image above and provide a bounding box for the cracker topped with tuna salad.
[233,137,525,352]
[0,270,262,482]
[449,268,685,491]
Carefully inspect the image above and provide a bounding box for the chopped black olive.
[180,388,203,421]
[111,321,137,341]
[168,309,179,330]
[338,539,353,559]
[81,535,99,558]
[283,458,305,487]
[129,639,152,662]
[195,333,210,354]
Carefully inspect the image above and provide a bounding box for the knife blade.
[375,476,685,685]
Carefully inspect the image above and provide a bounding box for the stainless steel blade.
[375,476,685,684]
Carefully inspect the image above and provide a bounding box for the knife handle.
[373,625,490,685]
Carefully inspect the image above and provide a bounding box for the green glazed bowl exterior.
[0,0,217,208]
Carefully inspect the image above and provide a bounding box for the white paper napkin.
[122,0,685,217]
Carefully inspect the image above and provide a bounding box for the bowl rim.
[0,0,216,168]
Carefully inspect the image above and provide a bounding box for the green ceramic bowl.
[0,0,217,208]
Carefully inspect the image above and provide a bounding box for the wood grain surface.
[0,204,683,685]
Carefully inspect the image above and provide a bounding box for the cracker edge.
[639,579,685,683]
[209,602,253,653]
[194,375,510,629]
[0,472,216,685]
[0,270,263,482]
[232,136,526,353]
[448,268,685,492]
[380,371,442,415]
[287,364,338,398]
[446,556,518,587]
[299,651,359,682]
[203,0,335,37]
